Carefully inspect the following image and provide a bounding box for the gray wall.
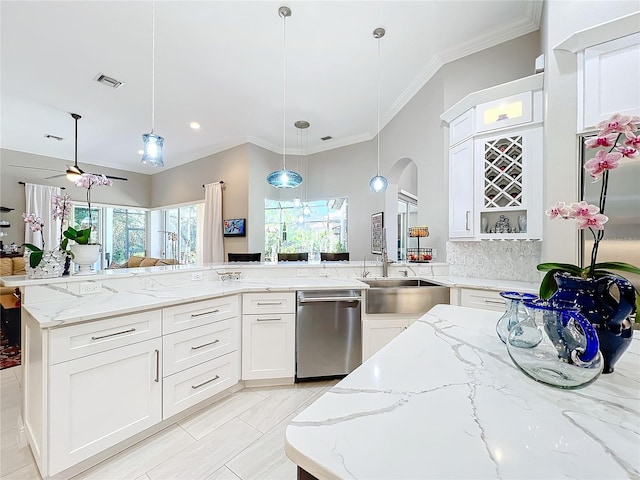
[0,148,150,247]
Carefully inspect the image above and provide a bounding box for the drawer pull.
[91,328,136,341]
[154,349,160,383]
[484,299,505,305]
[192,375,220,390]
[256,301,283,306]
[465,211,470,231]
[191,339,220,350]
[191,309,220,318]
[257,317,281,322]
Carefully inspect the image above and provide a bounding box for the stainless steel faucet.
[362,255,370,278]
[381,227,394,277]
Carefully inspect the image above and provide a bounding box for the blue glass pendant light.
[141,1,164,167]
[267,6,302,189]
[369,27,388,193]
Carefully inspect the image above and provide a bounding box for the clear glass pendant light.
[369,27,388,193]
[141,1,164,167]
[267,6,302,189]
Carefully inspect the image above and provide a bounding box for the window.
[397,193,418,261]
[69,205,148,268]
[265,197,348,261]
[162,205,200,264]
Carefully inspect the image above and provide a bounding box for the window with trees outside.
[264,197,348,261]
[162,205,202,264]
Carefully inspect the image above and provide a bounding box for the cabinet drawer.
[49,310,162,364]
[163,351,239,419]
[163,318,238,376]
[242,292,296,314]
[460,288,506,312]
[163,296,239,334]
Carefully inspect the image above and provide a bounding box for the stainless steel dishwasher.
[296,290,362,381]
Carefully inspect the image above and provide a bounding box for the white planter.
[70,244,101,276]
[24,250,66,279]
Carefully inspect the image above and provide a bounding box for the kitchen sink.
[361,278,449,314]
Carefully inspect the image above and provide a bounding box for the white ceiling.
[1,1,542,175]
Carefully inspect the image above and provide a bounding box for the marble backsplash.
[446,240,542,283]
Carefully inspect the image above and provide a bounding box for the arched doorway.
[383,157,418,261]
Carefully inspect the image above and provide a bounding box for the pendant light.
[67,113,85,181]
[369,27,388,193]
[267,6,302,189]
[141,1,164,167]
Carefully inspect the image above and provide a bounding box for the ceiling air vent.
[44,134,63,141]
[320,136,332,141]
[94,73,124,89]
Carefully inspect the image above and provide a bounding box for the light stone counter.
[285,304,640,479]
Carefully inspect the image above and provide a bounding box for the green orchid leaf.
[536,263,583,275]
[22,243,42,253]
[60,238,68,250]
[28,250,43,268]
[539,269,560,299]
[593,262,640,277]
[63,227,78,240]
[75,228,91,245]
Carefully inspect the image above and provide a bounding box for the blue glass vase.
[550,272,636,374]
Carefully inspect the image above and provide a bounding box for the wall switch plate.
[319,269,329,277]
[297,269,308,277]
[191,272,203,281]
[79,282,102,295]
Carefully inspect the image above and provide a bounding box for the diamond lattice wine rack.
[483,135,523,208]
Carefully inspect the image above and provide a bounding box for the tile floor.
[0,366,338,480]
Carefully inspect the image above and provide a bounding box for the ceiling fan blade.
[8,165,61,173]
[93,173,128,181]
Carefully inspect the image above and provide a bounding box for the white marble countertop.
[21,277,369,328]
[285,304,640,479]
[429,275,539,294]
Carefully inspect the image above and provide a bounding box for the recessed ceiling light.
[137,149,144,155]
[190,122,200,130]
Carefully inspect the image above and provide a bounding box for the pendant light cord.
[376,35,381,176]
[151,1,156,134]
[282,11,287,171]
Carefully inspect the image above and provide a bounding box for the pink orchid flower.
[584,150,622,178]
[617,146,638,158]
[584,133,617,149]
[577,213,608,230]
[52,193,73,221]
[569,201,599,218]
[624,132,640,148]
[545,201,570,219]
[596,114,637,136]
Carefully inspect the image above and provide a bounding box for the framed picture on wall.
[371,212,384,254]
[223,218,246,237]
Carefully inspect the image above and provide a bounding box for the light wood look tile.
[0,462,41,480]
[178,390,265,440]
[147,418,261,480]
[226,414,297,480]
[205,466,242,480]
[238,387,315,433]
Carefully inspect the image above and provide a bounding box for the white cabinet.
[362,318,407,361]
[449,139,475,238]
[241,292,296,380]
[49,338,162,475]
[450,287,506,312]
[443,75,544,241]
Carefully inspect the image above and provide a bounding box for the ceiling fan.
[43,113,128,182]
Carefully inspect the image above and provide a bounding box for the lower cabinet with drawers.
[22,294,241,479]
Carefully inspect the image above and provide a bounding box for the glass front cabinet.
[442,74,544,241]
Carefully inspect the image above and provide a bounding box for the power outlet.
[79,282,102,295]
[191,272,204,281]
[431,248,438,260]
[297,269,308,277]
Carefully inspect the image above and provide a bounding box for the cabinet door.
[48,338,162,476]
[241,313,295,380]
[459,288,506,312]
[362,319,408,361]
[449,139,474,238]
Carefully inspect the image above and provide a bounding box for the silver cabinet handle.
[192,375,220,389]
[484,299,505,305]
[191,309,219,318]
[257,301,283,306]
[91,328,135,340]
[465,211,470,231]
[257,317,281,322]
[154,349,160,383]
[191,339,220,350]
[299,296,361,303]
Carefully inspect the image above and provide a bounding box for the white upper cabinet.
[448,139,474,238]
[579,32,640,131]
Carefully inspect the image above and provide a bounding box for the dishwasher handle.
[299,296,362,304]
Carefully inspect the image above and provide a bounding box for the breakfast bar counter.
[285,304,640,479]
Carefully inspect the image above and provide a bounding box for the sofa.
[109,256,180,268]
[1,256,27,295]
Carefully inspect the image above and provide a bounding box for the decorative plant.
[22,213,47,268]
[538,113,640,308]
[52,193,73,253]
[64,173,112,245]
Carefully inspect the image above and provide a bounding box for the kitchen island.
[285,304,640,479]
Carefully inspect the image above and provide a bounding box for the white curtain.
[24,183,62,250]
[203,182,224,263]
